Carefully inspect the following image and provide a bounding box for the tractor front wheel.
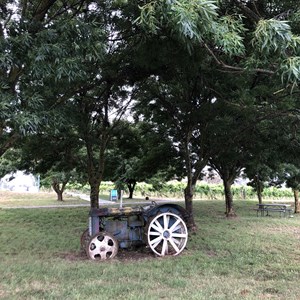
[86,232,118,260]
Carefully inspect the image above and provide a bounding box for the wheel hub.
[163,230,170,239]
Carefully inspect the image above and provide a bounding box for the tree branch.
[232,0,261,23]
[251,0,262,19]
[203,43,275,75]
[32,0,57,22]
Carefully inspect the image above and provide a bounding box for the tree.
[244,129,284,205]
[0,1,108,204]
[16,122,84,201]
[0,1,106,158]
[60,1,169,208]
[3,0,300,219]
[207,99,249,216]
[104,120,179,199]
[42,171,72,201]
[269,116,300,214]
[284,166,300,214]
[242,86,300,206]
[133,48,218,229]
[133,0,300,223]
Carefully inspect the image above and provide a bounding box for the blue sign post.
[110,189,118,202]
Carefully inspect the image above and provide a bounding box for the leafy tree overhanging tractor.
[81,202,189,260]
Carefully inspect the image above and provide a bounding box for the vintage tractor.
[81,202,189,260]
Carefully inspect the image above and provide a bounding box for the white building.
[0,171,39,192]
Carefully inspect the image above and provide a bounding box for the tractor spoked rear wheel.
[146,212,188,257]
[86,232,118,260]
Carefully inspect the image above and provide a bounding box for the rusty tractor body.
[82,202,189,260]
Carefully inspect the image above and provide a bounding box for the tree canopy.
[1,0,300,222]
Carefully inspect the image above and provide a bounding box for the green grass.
[0,190,150,208]
[0,191,88,207]
[0,197,300,299]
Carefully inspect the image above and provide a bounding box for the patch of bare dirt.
[117,248,155,261]
[59,246,155,262]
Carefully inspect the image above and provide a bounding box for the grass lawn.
[0,191,150,208]
[0,191,89,207]
[0,194,300,299]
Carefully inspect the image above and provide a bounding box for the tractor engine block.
[104,215,144,248]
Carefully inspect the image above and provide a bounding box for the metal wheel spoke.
[103,236,111,243]
[163,214,170,230]
[152,221,164,233]
[172,238,181,246]
[172,224,183,232]
[100,251,108,260]
[151,223,164,234]
[149,231,161,236]
[169,219,181,232]
[150,236,163,248]
[161,240,168,256]
[169,238,180,253]
[172,233,187,238]
[105,245,115,252]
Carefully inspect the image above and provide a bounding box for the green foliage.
[28,18,105,82]
[168,0,218,40]
[137,1,160,34]
[253,19,292,54]
[280,56,300,85]
[137,0,218,40]
[289,35,300,56]
[137,1,300,85]
[0,149,21,178]
[66,180,293,200]
[277,164,300,191]
[251,18,300,84]
[1,0,300,216]
[213,15,246,56]
[40,171,71,189]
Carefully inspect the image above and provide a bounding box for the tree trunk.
[56,190,63,201]
[255,176,263,204]
[257,188,263,204]
[89,177,101,209]
[294,189,300,213]
[51,180,67,202]
[85,135,106,209]
[184,182,197,231]
[181,130,208,232]
[127,181,136,199]
[223,179,236,217]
